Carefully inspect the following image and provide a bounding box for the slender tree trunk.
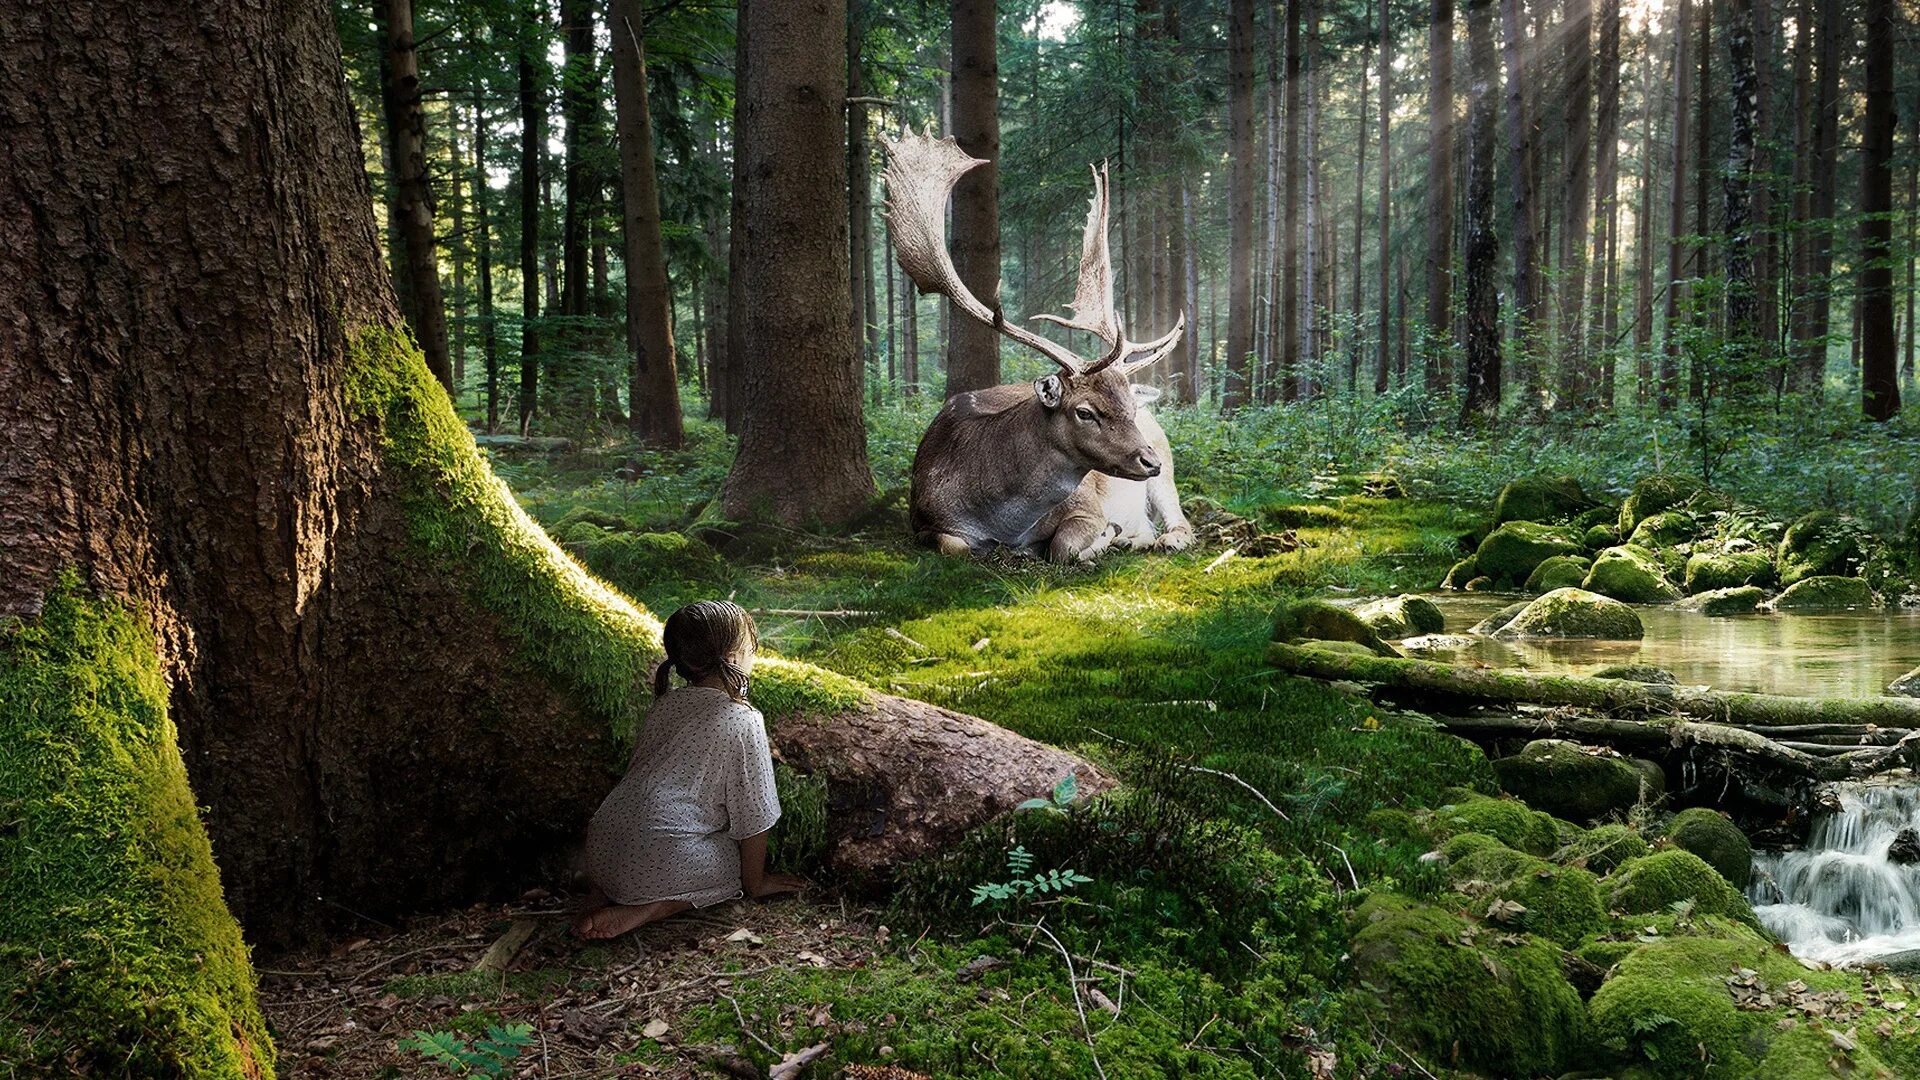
[1907,107,1917,383]
[1375,0,1394,394]
[1751,0,1777,358]
[1425,0,1456,394]
[1723,0,1759,383]
[1182,179,1201,402]
[1351,0,1373,391]
[947,0,1001,395]
[1225,0,1254,410]
[560,0,592,323]
[1462,0,1502,421]
[722,0,875,525]
[1261,5,1281,396]
[849,4,879,396]
[1661,0,1693,411]
[1500,0,1541,407]
[380,0,453,392]
[611,0,685,445]
[1633,49,1658,370]
[1282,0,1303,401]
[705,134,733,423]
[1556,0,1593,410]
[1689,0,1712,403]
[1302,0,1323,391]
[1586,0,1620,407]
[517,43,542,434]
[1861,0,1900,420]
[451,115,469,398]
[472,87,500,433]
[1788,0,1815,391]
[724,9,751,434]
[904,239,920,395]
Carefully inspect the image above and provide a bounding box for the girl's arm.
[738,829,772,896]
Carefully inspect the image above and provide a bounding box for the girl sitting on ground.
[573,600,804,940]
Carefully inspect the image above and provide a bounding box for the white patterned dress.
[585,686,783,907]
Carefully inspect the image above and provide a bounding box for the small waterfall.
[1750,782,1920,966]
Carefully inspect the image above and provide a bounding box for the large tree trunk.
[1555,0,1593,411]
[1499,0,1542,409]
[380,0,454,392]
[1225,0,1254,410]
[1860,0,1900,420]
[0,2,1105,1069]
[610,0,686,446]
[473,86,501,433]
[1375,0,1394,394]
[721,0,875,526]
[1282,0,1303,402]
[1661,0,1694,411]
[518,44,543,434]
[946,0,1001,396]
[1586,0,1621,407]
[1462,0,1502,422]
[1424,0,1456,395]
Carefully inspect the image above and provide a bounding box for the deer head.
[882,130,1185,480]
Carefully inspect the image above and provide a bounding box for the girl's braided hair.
[653,600,758,702]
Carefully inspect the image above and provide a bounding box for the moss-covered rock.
[1353,594,1446,639]
[1628,510,1700,552]
[1475,521,1587,588]
[1619,474,1704,534]
[1269,598,1400,656]
[1468,601,1530,636]
[1665,808,1753,890]
[1605,850,1759,928]
[1556,823,1652,874]
[1525,554,1594,593]
[1447,845,1608,946]
[1683,549,1776,594]
[1492,475,1595,525]
[1771,574,1878,612]
[1463,575,1496,590]
[1497,587,1645,640]
[1583,523,1622,553]
[0,575,273,1077]
[1777,511,1872,586]
[1591,664,1677,685]
[1441,555,1478,590]
[1675,585,1769,617]
[1439,830,1511,864]
[1364,807,1431,847]
[1582,544,1682,604]
[1888,664,1920,697]
[1347,895,1588,1077]
[1434,795,1563,855]
[1492,740,1663,823]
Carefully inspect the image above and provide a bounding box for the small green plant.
[1015,773,1081,814]
[969,844,1093,907]
[398,1023,533,1078]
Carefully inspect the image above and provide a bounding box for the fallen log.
[1431,710,1852,781]
[1266,642,1920,729]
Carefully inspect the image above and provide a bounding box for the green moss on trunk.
[0,573,273,1077]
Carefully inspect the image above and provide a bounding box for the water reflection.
[1410,594,1920,699]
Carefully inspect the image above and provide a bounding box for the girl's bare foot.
[572,899,691,940]
[749,873,807,899]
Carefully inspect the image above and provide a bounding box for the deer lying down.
[884,132,1187,563]
[1086,386,1194,553]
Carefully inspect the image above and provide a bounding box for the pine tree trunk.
[1462,0,1503,421]
[451,115,469,397]
[947,0,1001,396]
[1282,0,1303,401]
[1586,0,1620,406]
[725,9,751,434]
[1556,0,1592,410]
[1661,0,1693,411]
[1723,0,1759,373]
[1375,0,1394,394]
[1225,0,1255,411]
[1499,0,1541,409]
[1860,0,1900,420]
[1425,0,1456,394]
[518,43,543,434]
[560,0,593,324]
[473,85,500,433]
[848,5,877,395]
[381,0,454,392]
[1689,0,1712,404]
[1260,6,1281,395]
[1351,0,1372,392]
[1751,0,1778,356]
[722,0,875,526]
[611,0,686,446]
[1633,50,1657,370]
[1302,0,1324,390]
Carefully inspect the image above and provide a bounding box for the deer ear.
[1034,374,1064,409]
[1130,383,1163,406]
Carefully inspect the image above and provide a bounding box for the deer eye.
[1074,405,1098,423]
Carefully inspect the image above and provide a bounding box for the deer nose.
[1132,447,1162,478]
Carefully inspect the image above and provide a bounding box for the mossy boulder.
[1675,584,1769,617]
[1475,521,1587,588]
[1434,794,1563,855]
[1683,549,1776,594]
[1492,740,1664,824]
[1583,522,1622,552]
[1353,594,1446,639]
[1556,823,1652,874]
[1665,808,1753,890]
[1627,510,1700,552]
[1492,474,1594,525]
[1619,474,1704,534]
[1777,511,1871,586]
[563,529,729,590]
[1364,807,1431,847]
[1347,895,1588,1077]
[1439,830,1511,864]
[1771,574,1877,612]
[1447,845,1608,946]
[1591,664,1677,685]
[1581,544,1682,604]
[1605,850,1759,928]
[1468,600,1530,636]
[1270,599,1400,656]
[1441,555,1478,590]
[1497,587,1645,640]
[1525,554,1593,593]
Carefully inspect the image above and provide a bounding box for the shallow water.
[1408,593,1920,699]
[1750,783,1920,965]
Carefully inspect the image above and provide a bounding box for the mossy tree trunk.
[0,1,1103,1070]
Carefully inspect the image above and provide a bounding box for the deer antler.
[881,130,1084,375]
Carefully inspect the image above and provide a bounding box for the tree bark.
[1861,0,1900,420]
[1462,0,1502,422]
[518,42,543,434]
[1586,0,1621,407]
[722,0,875,526]
[947,0,1001,396]
[1282,0,1303,402]
[1661,0,1693,411]
[610,0,686,446]
[380,0,454,393]
[1499,0,1542,409]
[1225,0,1255,410]
[473,85,500,433]
[1688,0,1712,404]
[1425,0,1456,395]
[1375,0,1394,394]
[1556,0,1593,411]
[1750,0,1777,357]
[559,0,593,325]
[848,4,879,397]
[1351,0,1373,392]
[1723,0,1759,380]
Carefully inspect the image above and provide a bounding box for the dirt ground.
[257,889,890,1079]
